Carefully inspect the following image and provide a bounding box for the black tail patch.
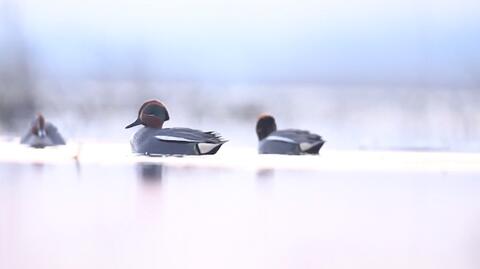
[305,140,325,154]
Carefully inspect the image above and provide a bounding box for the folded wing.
[155,128,227,144]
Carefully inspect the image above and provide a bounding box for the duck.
[125,100,227,156]
[256,114,325,155]
[20,114,66,148]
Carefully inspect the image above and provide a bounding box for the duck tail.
[197,143,225,155]
[304,140,325,154]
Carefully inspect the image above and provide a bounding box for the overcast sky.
[3,0,480,84]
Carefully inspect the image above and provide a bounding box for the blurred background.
[2,3,480,268]
[1,0,479,150]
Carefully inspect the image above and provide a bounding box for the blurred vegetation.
[0,3,36,131]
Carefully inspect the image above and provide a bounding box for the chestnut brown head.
[125,100,170,129]
[31,114,46,137]
[256,114,277,140]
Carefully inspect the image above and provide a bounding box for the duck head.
[256,114,277,140]
[125,100,170,129]
[31,114,46,138]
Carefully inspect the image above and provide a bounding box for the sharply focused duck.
[125,100,227,156]
[21,114,66,148]
[256,114,325,155]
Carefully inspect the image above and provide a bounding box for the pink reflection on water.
[0,163,480,269]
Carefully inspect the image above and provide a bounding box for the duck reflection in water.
[137,163,164,183]
[256,168,275,179]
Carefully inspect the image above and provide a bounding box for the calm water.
[1,151,480,269]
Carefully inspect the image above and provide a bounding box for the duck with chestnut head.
[20,114,66,148]
[256,114,325,155]
[125,100,227,156]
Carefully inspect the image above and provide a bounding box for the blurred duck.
[20,114,66,148]
[256,114,325,155]
[125,100,227,156]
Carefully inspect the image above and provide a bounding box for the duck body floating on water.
[21,114,66,148]
[126,100,227,156]
[256,114,325,155]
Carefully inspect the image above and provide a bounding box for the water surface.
[1,146,480,269]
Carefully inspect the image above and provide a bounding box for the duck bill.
[125,118,142,129]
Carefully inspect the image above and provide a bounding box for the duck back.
[258,139,302,155]
[131,127,226,156]
[258,129,325,155]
